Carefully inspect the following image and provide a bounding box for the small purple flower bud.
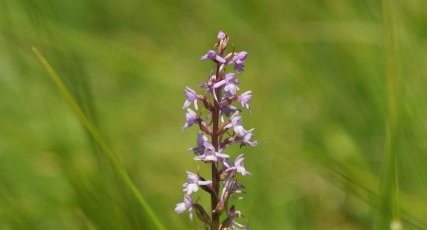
[200,50,216,61]
[237,91,252,111]
[183,171,212,195]
[182,108,198,130]
[175,194,194,219]
[218,31,226,40]
[183,87,198,110]
[217,31,229,53]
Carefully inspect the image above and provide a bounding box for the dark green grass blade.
[32,47,166,230]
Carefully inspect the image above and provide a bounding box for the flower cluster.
[175,31,256,230]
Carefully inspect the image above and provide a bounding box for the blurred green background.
[1,0,427,229]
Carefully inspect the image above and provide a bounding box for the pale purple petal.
[220,104,239,117]
[183,87,198,110]
[204,154,217,162]
[186,171,198,181]
[182,100,192,109]
[213,80,226,89]
[200,54,208,61]
[182,108,198,130]
[215,55,226,64]
[175,202,186,214]
[218,31,226,40]
[232,51,248,73]
[224,84,239,95]
[175,195,193,215]
[215,152,230,159]
[237,91,252,111]
[184,183,198,194]
[188,132,208,154]
[184,195,192,207]
[236,51,247,61]
[240,128,257,146]
[198,180,212,186]
[200,50,217,61]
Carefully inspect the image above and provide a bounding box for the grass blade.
[32,47,166,230]
[377,0,401,229]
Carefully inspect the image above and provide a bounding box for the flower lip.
[175,194,194,220]
[237,91,252,111]
[183,171,212,195]
[225,154,251,176]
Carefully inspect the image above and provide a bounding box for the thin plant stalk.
[211,61,222,229]
[377,0,401,229]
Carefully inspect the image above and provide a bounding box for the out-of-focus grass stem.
[32,47,166,230]
[378,0,401,229]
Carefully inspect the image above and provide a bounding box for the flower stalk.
[175,31,256,230]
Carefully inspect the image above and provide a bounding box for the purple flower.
[225,154,250,176]
[220,104,239,118]
[232,51,248,73]
[187,132,208,154]
[213,73,239,95]
[183,87,198,110]
[175,194,194,219]
[182,108,198,130]
[200,50,226,64]
[239,128,257,147]
[237,91,252,111]
[225,111,245,135]
[183,171,212,195]
[199,75,216,90]
[194,142,229,162]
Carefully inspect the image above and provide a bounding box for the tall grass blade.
[377,0,401,229]
[32,47,166,230]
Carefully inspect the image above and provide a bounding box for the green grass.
[32,47,165,230]
[1,0,427,229]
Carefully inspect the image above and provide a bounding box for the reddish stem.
[211,61,222,229]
